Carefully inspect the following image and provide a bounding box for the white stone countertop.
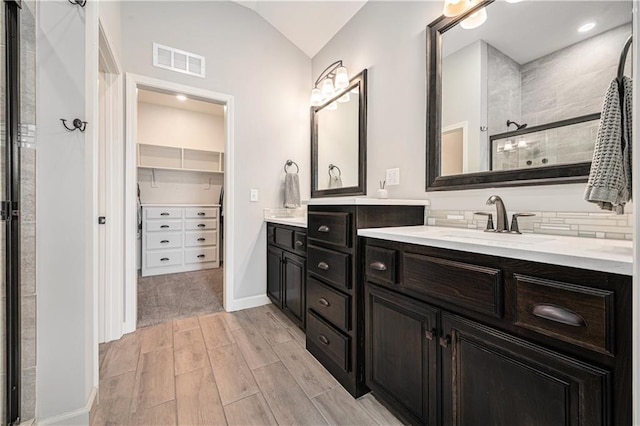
[358,225,633,276]
[304,197,431,206]
[264,216,307,228]
[141,204,221,207]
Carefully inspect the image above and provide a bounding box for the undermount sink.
[438,230,556,245]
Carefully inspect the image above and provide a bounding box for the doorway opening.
[124,74,235,334]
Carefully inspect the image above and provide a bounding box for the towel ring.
[328,164,341,177]
[284,160,299,173]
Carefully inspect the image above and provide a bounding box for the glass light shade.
[326,101,338,111]
[443,0,468,17]
[321,78,335,99]
[504,141,514,151]
[310,88,323,106]
[460,6,487,29]
[350,86,360,94]
[334,66,349,89]
[517,139,527,148]
[337,92,350,103]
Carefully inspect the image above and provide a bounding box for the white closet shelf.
[137,142,225,173]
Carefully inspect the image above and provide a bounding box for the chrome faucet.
[486,195,509,232]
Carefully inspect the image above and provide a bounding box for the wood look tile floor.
[91,304,402,426]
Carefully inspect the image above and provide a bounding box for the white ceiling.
[234,0,368,57]
[138,89,225,116]
[443,1,632,64]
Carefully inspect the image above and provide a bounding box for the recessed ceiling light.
[176,94,187,101]
[578,22,596,33]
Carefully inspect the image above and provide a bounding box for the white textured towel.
[585,76,633,214]
[284,172,301,208]
[328,175,343,189]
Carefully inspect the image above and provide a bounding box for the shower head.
[507,120,527,131]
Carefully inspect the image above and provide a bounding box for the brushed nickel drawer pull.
[531,304,586,327]
[197,224,206,228]
[160,240,169,244]
[318,225,330,233]
[197,212,206,216]
[317,262,330,271]
[318,335,330,345]
[318,298,330,307]
[160,225,169,229]
[369,261,387,271]
[160,257,169,261]
[197,254,205,259]
[197,238,206,242]
[160,212,170,216]
[295,240,304,247]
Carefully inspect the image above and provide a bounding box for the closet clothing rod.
[617,35,632,83]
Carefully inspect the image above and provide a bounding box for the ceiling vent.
[153,43,205,78]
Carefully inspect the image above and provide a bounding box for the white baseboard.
[36,387,96,425]
[229,294,271,312]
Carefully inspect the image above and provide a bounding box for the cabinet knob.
[318,225,330,233]
[317,262,330,271]
[197,212,206,216]
[197,238,206,242]
[197,224,206,228]
[318,335,330,346]
[439,335,451,348]
[318,298,331,307]
[160,212,170,216]
[197,254,205,259]
[160,240,169,244]
[369,261,387,271]
[161,225,170,229]
[160,257,170,262]
[424,328,436,341]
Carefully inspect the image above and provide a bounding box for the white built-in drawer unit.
[141,204,221,277]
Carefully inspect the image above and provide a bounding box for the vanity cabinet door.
[283,251,305,328]
[441,313,610,426]
[365,283,438,425]
[267,245,283,307]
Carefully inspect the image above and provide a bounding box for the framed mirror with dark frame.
[426,0,632,191]
[311,69,367,198]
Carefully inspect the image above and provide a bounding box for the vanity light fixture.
[442,0,468,17]
[176,94,187,101]
[504,141,514,151]
[337,92,351,103]
[517,139,527,148]
[326,101,338,111]
[578,22,596,33]
[310,60,349,106]
[460,0,488,30]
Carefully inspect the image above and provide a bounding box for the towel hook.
[61,118,88,132]
[284,160,299,173]
[328,164,341,177]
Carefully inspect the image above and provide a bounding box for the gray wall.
[312,1,635,213]
[121,1,311,301]
[487,44,521,136]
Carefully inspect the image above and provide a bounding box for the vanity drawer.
[185,219,217,231]
[365,246,397,285]
[274,227,294,249]
[293,231,307,256]
[403,252,503,318]
[185,247,217,264]
[145,232,182,250]
[307,310,350,371]
[146,220,182,232]
[514,274,614,355]
[146,250,183,268]
[145,207,183,219]
[308,212,351,248]
[308,245,351,290]
[185,230,217,247]
[185,207,217,219]
[307,277,351,331]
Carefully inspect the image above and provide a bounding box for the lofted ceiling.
[138,89,225,116]
[234,1,368,58]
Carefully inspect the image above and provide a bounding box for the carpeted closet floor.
[137,268,224,328]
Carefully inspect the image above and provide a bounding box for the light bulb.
[321,78,335,99]
[578,22,596,33]
[443,0,469,17]
[334,66,349,89]
[326,102,338,111]
[310,88,323,106]
[176,94,187,101]
[337,92,350,103]
[504,141,514,151]
[517,139,527,148]
[460,6,487,30]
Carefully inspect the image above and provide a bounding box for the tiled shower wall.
[426,209,633,241]
[20,0,37,420]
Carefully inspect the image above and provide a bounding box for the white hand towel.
[584,76,633,214]
[284,172,300,209]
[328,175,343,189]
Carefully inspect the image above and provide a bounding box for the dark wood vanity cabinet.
[267,223,307,328]
[305,205,425,398]
[363,237,631,426]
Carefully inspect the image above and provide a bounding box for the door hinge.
[98,216,106,225]
[0,201,17,221]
